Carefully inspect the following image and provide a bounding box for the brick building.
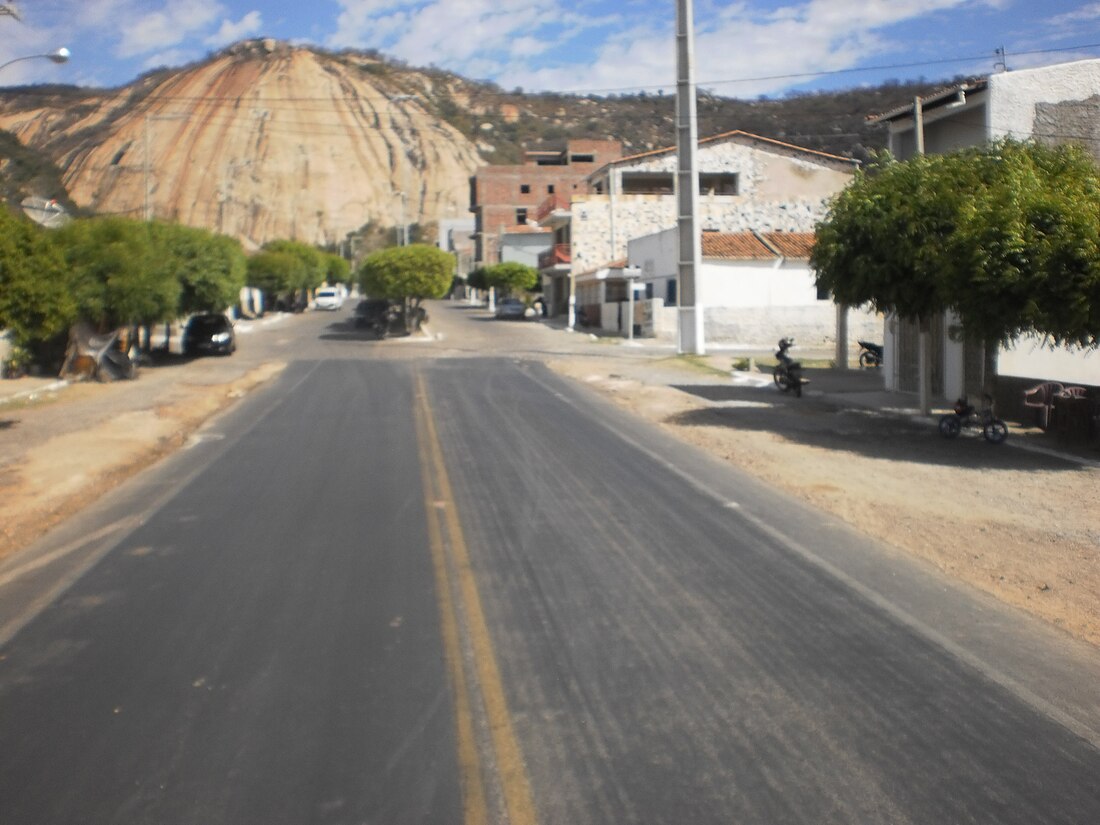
[469,139,622,266]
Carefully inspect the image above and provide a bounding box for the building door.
[896,315,945,397]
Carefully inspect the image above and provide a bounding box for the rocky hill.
[0,40,485,249]
[0,39,948,250]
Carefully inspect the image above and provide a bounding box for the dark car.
[354,299,406,337]
[183,313,236,356]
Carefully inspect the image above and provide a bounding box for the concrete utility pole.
[913,95,932,416]
[675,0,704,354]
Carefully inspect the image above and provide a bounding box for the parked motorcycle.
[857,339,883,368]
[938,395,1008,444]
[773,337,806,398]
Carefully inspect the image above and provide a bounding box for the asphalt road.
[1,306,1098,823]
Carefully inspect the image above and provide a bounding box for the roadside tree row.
[0,211,353,371]
[812,139,1100,351]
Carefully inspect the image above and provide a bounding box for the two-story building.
[870,58,1100,410]
[536,130,862,345]
[469,139,622,267]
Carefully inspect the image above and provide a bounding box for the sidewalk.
[0,375,68,407]
[536,316,1100,469]
[0,313,290,408]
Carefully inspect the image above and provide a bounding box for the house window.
[520,184,530,194]
[516,208,528,224]
[570,153,595,164]
[666,279,677,306]
[548,184,555,194]
[816,283,830,301]
[622,172,675,195]
[699,173,739,196]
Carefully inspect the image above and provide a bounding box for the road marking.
[414,371,538,825]
[0,517,140,588]
[520,365,1100,751]
[414,396,488,824]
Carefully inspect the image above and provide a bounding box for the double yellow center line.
[413,371,538,825]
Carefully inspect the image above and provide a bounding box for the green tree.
[812,140,1100,350]
[358,244,454,328]
[247,250,306,307]
[149,222,246,315]
[55,216,178,334]
[323,252,351,284]
[467,266,489,291]
[944,141,1100,348]
[263,239,326,291]
[0,208,75,358]
[482,261,538,295]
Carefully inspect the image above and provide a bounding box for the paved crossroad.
[1,311,1098,823]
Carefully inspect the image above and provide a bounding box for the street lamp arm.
[0,47,70,75]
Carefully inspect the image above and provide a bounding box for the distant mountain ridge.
[0,39,949,248]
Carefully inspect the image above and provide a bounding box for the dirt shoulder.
[0,362,285,559]
[546,353,1100,648]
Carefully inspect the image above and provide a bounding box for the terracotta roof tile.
[701,232,776,260]
[759,232,815,259]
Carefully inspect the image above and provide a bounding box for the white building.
[870,59,1100,403]
[617,229,879,347]
[537,130,858,322]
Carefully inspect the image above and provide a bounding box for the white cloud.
[327,0,605,66]
[1048,1,1100,31]
[507,0,999,95]
[323,0,1003,96]
[116,0,226,58]
[141,48,195,72]
[205,11,264,48]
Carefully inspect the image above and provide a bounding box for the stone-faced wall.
[570,139,853,272]
[990,58,1100,160]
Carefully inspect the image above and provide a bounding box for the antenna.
[21,196,72,228]
[994,46,1009,73]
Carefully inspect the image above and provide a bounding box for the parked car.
[494,298,531,320]
[183,313,236,356]
[354,299,406,336]
[314,287,344,310]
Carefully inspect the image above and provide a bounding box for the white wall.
[999,335,1099,386]
[627,228,880,348]
[989,58,1100,147]
[989,60,1100,387]
[703,260,820,307]
[572,138,853,272]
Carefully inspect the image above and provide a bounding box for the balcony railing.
[534,193,571,224]
[538,243,571,270]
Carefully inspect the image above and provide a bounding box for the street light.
[0,47,70,74]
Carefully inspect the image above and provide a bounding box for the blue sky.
[5,1,1100,97]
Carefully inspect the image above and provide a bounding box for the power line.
[7,41,1100,105]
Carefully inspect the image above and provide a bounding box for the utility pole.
[675,0,704,354]
[913,95,932,416]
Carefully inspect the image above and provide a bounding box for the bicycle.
[938,395,1008,444]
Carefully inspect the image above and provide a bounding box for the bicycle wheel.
[939,415,961,439]
[983,419,1008,444]
[858,351,877,369]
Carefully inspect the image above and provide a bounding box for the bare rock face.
[0,42,483,249]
